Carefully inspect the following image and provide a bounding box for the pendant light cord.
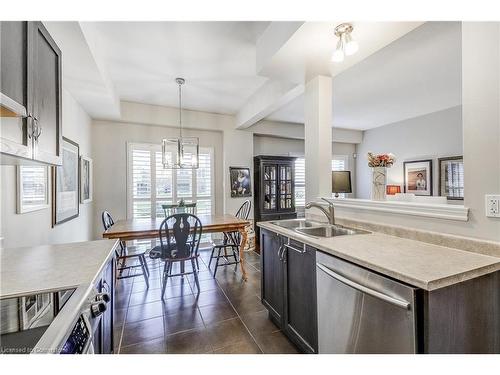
[178,81,182,138]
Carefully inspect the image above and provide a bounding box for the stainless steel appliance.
[316,252,418,354]
[0,284,110,354]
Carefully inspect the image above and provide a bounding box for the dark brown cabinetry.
[260,228,318,353]
[254,156,297,246]
[0,21,62,165]
[260,229,284,323]
[93,258,115,354]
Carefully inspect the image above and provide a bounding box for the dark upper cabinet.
[0,21,62,165]
[254,156,297,246]
[260,228,284,324]
[29,22,62,165]
[0,21,31,160]
[260,228,318,353]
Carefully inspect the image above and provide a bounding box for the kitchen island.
[258,220,500,354]
[0,240,119,354]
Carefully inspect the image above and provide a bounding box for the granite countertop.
[0,239,119,298]
[258,221,500,291]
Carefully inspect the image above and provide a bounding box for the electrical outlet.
[485,195,500,218]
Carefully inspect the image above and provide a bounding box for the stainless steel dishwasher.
[316,252,418,354]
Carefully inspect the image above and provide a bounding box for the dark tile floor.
[114,249,299,354]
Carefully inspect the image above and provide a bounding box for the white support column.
[304,75,333,203]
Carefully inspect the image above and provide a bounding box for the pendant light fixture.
[331,23,359,63]
[162,78,199,169]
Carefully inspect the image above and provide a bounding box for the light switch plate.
[485,195,500,217]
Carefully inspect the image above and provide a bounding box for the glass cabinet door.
[263,164,277,211]
[279,164,294,210]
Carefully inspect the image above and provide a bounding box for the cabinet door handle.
[33,117,42,140]
[277,244,284,261]
[283,243,306,254]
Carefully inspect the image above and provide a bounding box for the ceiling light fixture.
[162,78,199,169]
[331,23,359,63]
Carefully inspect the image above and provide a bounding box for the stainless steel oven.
[316,252,418,354]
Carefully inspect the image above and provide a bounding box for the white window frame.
[126,142,215,219]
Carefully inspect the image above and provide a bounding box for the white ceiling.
[266,22,462,130]
[88,21,270,115]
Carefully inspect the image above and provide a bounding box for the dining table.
[102,214,252,280]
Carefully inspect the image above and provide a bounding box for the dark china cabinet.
[0,21,62,166]
[254,155,297,246]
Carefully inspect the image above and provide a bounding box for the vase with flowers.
[367,152,396,200]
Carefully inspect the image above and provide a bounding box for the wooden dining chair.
[102,210,150,287]
[208,199,251,276]
[149,213,203,299]
[162,202,197,217]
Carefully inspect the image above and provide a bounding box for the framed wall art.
[403,159,433,196]
[52,137,80,226]
[80,155,93,203]
[438,156,464,200]
[230,167,252,198]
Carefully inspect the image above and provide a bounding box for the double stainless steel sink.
[270,219,370,238]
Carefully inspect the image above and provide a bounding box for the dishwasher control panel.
[60,316,90,354]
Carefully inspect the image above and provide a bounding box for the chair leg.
[208,247,216,268]
[161,261,170,300]
[195,257,200,270]
[213,248,221,277]
[139,255,149,288]
[142,254,150,277]
[191,258,200,293]
[180,261,185,277]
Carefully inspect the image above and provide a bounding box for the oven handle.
[316,263,410,310]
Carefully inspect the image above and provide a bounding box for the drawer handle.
[316,263,411,310]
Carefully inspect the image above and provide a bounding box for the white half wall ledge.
[321,198,470,222]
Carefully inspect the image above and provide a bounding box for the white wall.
[0,89,94,249]
[253,135,357,197]
[355,106,463,199]
[334,22,500,242]
[91,120,224,238]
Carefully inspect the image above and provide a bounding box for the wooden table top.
[102,214,250,240]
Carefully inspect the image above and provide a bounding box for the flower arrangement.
[367,152,396,168]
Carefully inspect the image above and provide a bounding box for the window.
[127,143,214,219]
[16,165,50,213]
[294,155,349,205]
[294,158,306,207]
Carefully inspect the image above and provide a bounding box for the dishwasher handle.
[316,263,411,310]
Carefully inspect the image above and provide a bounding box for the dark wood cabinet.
[260,228,284,324]
[260,228,318,353]
[254,156,297,246]
[283,239,318,353]
[29,22,62,165]
[0,21,31,161]
[93,257,115,354]
[0,21,62,166]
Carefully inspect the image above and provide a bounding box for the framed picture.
[230,167,252,197]
[438,156,464,200]
[80,155,93,203]
[16,165,50,214]
[403,159,433,196]
[52,137,80,226]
